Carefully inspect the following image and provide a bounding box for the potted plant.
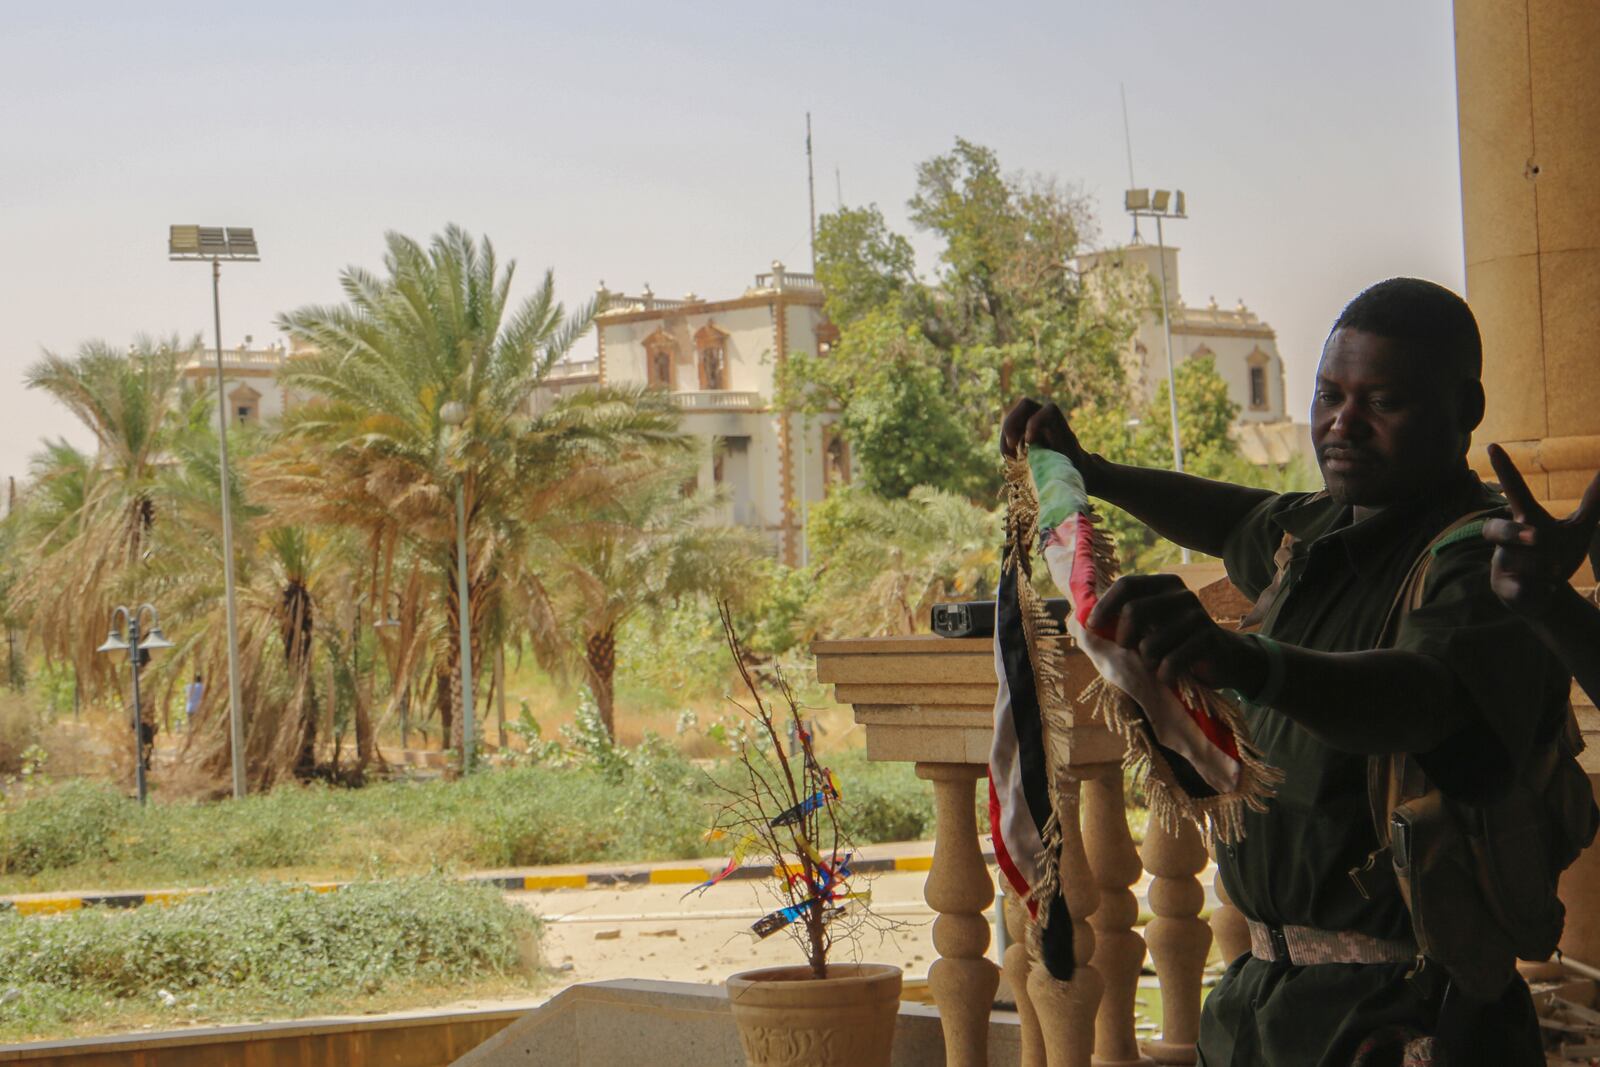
[696,606,902,1067]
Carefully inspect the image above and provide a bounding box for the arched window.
[228,384,261,425]
[701,345,724,390]
[1246,348,1273,411]
[695,322,730,390]
[643,328,677,390]
[1249,366,1268,409]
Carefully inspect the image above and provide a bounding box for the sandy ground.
[517,868,944,993]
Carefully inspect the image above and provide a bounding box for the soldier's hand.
[1085,574,1265,692]
[1001,398,1088,464]
[1483,443,1600,617]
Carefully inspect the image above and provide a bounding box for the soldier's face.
[1310,329,1467,509]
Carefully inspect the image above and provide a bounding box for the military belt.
[1247,920,1417,966]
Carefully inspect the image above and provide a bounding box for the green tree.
[10,337,196,694]
[783,140,1141,499]
[1082,355,1315,571]
[783,311,985,498]
[802,485,1001,639]
[269,225,686,774]
[813,205,918,325]
[546,453,764,737]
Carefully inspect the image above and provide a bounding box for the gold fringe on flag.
[1002,451,1280,860]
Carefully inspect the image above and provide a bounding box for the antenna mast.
[806,112,817,272]
[1120,84,1142,242]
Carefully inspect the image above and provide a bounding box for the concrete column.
[917,761,1001,1067]
[1454,0,1600,963]
[1455,0,1600,512]
[1083,766,1154,1067]
[1138,819,1211,1066]
[1025,773,1102,1067]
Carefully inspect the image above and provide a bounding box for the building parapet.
[181,345,293,373]
[546,358,599,382]
[673,390,762,411]
[598,288,691,315]
[1170,302,1269,331]
[751,262,819,292]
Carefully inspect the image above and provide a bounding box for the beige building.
[1081,243,1311,468]
[539,262,846,565]
[179,337,304,430]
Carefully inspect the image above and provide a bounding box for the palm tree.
[547,452,765,737]
[805,485,1001,639]
[10,336,195,693]
[264,226,688,773]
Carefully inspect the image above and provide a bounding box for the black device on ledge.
[930,598,1074,638]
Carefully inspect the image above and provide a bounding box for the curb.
[0,850,988,918]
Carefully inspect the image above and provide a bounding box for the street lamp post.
[96,605,174,805]
[1124,189,1192,564]
[168,225,258,798]
[439,401,475,774]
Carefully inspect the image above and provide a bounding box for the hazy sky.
[0,1,1464,484]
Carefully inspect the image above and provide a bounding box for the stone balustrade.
[814,632,1223,1067]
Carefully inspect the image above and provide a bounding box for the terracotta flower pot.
[725,962,902,1067]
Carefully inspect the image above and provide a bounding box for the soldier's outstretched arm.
[1002,398,1271,558]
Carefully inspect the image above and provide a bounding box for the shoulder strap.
[1375,508,1504,648]
[1369,506,1509,841]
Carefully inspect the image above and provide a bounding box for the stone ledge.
[453,979,1026,1066]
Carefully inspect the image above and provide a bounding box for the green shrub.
[830,749,935,844]
[0,779,127,875]
[0,875,537,1033]
[0,733,943,892]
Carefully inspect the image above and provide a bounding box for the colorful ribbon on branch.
[769,769,842,829]
[749,890,871,940]
[681,832,760,899]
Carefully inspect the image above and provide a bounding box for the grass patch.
[0,875,540,1042]
[0,746,937,894]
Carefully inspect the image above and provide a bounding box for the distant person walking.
[185,673,204,726]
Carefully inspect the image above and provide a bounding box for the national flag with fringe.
[988,447,1279,983]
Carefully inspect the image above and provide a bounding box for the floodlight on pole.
[169,223,258,799]
[1124,189,1192,563]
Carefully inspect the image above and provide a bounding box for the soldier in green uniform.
[1003,278,1564,1066]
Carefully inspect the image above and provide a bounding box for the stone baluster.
[1002,893,1047,1067]
[917,762,1001,1067]
[1084,765,1155,1067]
[1209,864,1250,968]
[1138,817,1212,1065]
[1026,775,1103,1067]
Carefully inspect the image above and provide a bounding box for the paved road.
[511,869,944,994]
[508,863,1223,999]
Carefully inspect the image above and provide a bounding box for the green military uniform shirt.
[1197,473,1569,1067]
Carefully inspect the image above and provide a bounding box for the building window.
[1246,348,1273,412]
[700,345,725,390]
[694,322,730,391]
[643,328,677,390]
[228,385,261,426]
[650,349,674,388]
[1249,366,1268,409]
